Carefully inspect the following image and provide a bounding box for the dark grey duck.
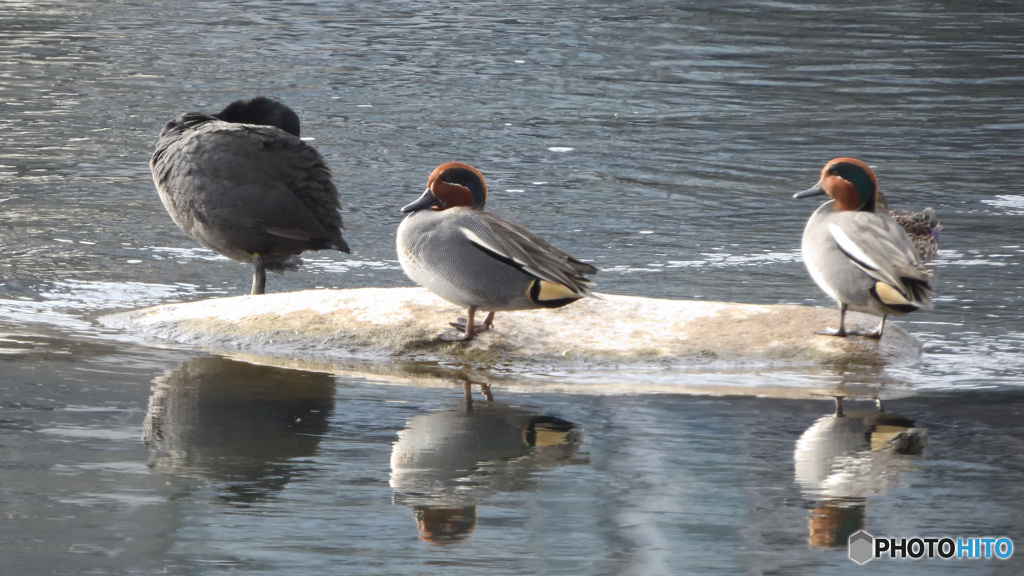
[150,96,349,294]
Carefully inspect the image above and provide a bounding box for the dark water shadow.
[143,355,336,504]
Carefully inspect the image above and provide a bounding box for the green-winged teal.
[794,158,932,338]
[397,162,596,342]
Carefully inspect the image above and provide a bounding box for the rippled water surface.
[2,1,1023,574]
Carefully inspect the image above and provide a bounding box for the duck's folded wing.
[252,129,348,251]
[458,211,596,295]
[828,213,932,305]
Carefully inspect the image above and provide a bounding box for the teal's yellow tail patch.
[529,280,581,308]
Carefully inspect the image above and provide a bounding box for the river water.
[2,1,1023,574]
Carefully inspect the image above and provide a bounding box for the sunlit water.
[2,1,1023,574]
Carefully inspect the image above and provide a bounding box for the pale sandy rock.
[100,287,921,373]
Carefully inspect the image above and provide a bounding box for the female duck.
[397,162,596,342]
[150,97,349,295]
[794,158,932,338]
[877,193,941,262]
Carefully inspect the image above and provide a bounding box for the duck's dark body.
[150,97,348,294]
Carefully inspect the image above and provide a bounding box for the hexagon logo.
[849,530,874,564]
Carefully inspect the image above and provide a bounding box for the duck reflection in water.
[390,382,585,544]
[794,396,927,548]
[143,356,335,503]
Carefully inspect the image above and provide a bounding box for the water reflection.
[143,356,335,503]
[390,383,584,544]
[794,397,927,548]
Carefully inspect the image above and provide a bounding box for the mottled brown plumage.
[877,192,940,262]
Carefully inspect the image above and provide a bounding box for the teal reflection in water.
[390,384,586,544]
[794,397,927,548]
